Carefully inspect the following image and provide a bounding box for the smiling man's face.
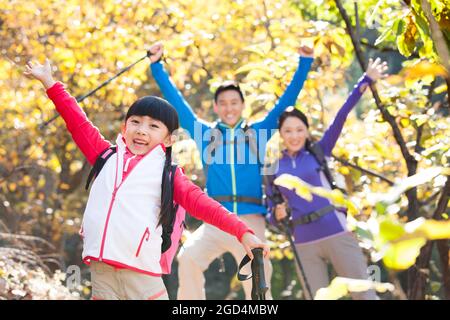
[214,89,245,127]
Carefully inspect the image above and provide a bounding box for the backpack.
[85,146,186,274]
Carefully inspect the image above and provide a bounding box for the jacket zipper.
[229,128,237,213]
[99,188,117,261]
[98,144,163,261]
[135,227,150,257]
[289,153,297,169]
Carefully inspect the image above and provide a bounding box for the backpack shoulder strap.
[263,173,284,205]
[204,122,221,177]
[308,142,337,189]
[242,121,262,165]
[85,146,117,190]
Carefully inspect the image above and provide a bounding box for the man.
[148,42,313,299]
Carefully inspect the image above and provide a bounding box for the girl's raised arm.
[25,59,111,165]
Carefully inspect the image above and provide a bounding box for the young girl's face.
[121,115,173,155]
[279,116,309,154]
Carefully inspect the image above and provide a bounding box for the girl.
[25,58,268,300]
[265,58,388,300]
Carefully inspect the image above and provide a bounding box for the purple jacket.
[266,75,373,243]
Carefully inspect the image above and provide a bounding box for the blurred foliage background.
[0,0,449,300]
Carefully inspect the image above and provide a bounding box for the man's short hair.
[214,81,244,103]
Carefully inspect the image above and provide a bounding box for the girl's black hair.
[126,96,179,230]
[278,106,309,130]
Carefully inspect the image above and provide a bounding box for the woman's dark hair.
[126,96,179,230]
[278,106,309,130]
[214,81,244,103]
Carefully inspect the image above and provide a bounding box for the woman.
[265,58,388,300]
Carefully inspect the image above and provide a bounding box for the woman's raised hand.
[366,57,389,82]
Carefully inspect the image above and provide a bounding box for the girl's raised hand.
[24,59,55,89]
[366,57,389,82]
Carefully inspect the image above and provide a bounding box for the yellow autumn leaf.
[314,277,394,300]
[385,74,404,85]
[274,174,313,201]
[377,217,450,270]
[234,62,267,75]
[59,183,71,190]
[382,238,426,270]
[274,174,359,215]
[434,83,448,94]
[396,218,450,242]
[378,218,406,244]
[401,61,448,81]
[243,41,272,57]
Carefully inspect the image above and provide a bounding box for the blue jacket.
[150,56,313,215]
[265,75,373,242]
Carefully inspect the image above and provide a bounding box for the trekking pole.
[39,51,151,130]
[280,218,313,300]
[237,248,269,300]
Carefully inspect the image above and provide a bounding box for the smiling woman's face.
[121,115,171,155]
[279,116,309,154]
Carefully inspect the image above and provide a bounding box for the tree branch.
[332,155,395,185]
[333,0,415,168]
[415,79,437,154]
[420,0,450,73]
[360,39,420,58]
[262,0,276,51]
[436,239,450,299]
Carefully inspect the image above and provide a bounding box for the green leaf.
[379,218,405,243]
[375,202,387,215]
[413,11,431,38]
[395,18,406,36]
[375,26,394,46]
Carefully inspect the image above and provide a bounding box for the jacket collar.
[215,118,245,130]
[282,147,306,159]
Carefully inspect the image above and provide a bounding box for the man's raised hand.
[147,42,164,63]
